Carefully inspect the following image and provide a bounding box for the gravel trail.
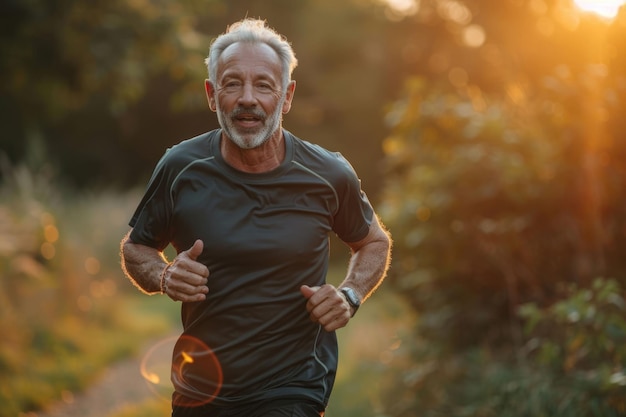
[31,334,178,417]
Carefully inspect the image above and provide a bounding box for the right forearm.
[120,232,168,295]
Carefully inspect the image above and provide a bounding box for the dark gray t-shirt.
[129,129,373,407]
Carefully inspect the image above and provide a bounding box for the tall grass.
[0,160,176,416]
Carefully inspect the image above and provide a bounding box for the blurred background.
[1,0,626,416]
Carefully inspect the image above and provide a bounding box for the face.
[205,42,295,149]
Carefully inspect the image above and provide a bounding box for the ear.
[205,80,217,112]
[281,80,296,114]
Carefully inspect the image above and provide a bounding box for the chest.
[169,172,337,263]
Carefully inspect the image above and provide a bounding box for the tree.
[0,0,396,194]
[378,0,626,415]
[0,0,218,187]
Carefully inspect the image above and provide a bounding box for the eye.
[256,83,274,93]
[221,81,242,92]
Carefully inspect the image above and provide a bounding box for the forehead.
[217,42,283,80]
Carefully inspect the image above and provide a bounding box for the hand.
[163,239,210,302]
[300,284,351,332]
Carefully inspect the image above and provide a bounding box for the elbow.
[384,229,393,253]
[120,233,131,258]
[382,230,392,263]
[378,225,393,270]
[377,221,393,255]
[119,231,137,273]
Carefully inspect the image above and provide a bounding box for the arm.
[120,230,210,302]
[301,214,392,331]
[339,213,392,302]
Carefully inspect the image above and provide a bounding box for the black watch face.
[342,288,360,307]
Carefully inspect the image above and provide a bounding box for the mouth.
[232,110,265,129]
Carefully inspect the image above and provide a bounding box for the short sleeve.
[128,152,174,251]
[331,154,374,243]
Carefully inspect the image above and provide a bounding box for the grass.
[0,293,176,416]
[330,282,415,417]
[0,161,182,416]
[109,398,172,417]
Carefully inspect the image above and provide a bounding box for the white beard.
[216,95,285,149]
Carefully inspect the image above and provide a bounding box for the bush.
[518,278,626,415]
[0,160,175,415]
[380,68,626,416]
[377,278,626,417]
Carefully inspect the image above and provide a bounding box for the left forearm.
[303,217,391,331]
[340,217,392,302]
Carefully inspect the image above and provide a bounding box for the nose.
[237,82,256,106]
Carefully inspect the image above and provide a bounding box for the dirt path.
[31,333,179,417]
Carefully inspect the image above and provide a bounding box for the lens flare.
[181,351,194,364]
[140,336,178,402]
[171,335,223,407]
[140,334,223,406]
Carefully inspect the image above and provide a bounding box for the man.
[120,18,391,417]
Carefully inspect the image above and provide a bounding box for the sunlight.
[382,0,419,18]
[573,0,626,19]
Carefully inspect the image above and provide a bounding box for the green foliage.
[519,278,626,388]
[108,398,171,417]
[377,279,626,417]
[0,0,395,193]
[0,0,215,187]
[380,19,626,347]
[0,160,175,415]
[381,73,589,347]
[0,0,212,118]
[379,2,626,416]
[403,356,618,417]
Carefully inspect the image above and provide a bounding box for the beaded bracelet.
[159,263,171,295]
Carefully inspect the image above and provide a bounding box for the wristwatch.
[339,287,361,317]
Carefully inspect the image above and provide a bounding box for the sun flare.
[573,0,626,19]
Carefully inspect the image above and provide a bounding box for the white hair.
[205,18,298,90]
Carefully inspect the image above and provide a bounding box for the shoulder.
[164,130,216,161]
[156,130,218,171]
[287,131,357,180]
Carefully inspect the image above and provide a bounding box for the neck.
[220,129,285,173]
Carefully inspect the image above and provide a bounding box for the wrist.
[159,263,171,295]
[339,287,361,317]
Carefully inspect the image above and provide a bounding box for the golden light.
[40,242,56,260]
[181,351,194,364]
[382,0,419,19]
[84,256,101,275]
[573,0,626,19]
[43,224,59,243]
